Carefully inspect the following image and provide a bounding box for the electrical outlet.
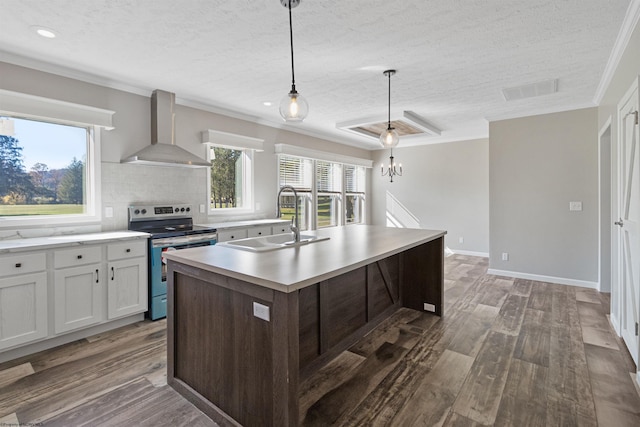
[459,237,464,244]
[502,252,509,261]
[199,204,205,213]
[253,302,270,321]
[105,207,113,218]
[424,302,436,312]
[569,201,582,211]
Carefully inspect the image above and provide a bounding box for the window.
[277,154,367,230]
[316,161,342,228]
[208,146,252,211]
[345,165,366,224]
[278,155,313,231]
[0,115,96,220]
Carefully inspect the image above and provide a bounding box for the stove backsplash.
[101,162,209,232]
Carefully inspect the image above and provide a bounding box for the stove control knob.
[141,209,147,215]
[180,207,185,212]
[186,207,191,212]
[174,208,179,213]
[134,209,140,215]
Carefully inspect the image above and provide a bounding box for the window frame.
[0,115,102,228]
[206,145,255,216]
[277,154,368,230]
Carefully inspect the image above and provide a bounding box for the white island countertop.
[0,231,150,254]
[164,225,446,293]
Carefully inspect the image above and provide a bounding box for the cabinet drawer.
[247,226,271,238]
[54,246,102,269]
[271,225,290,235]
[107,240,147,261]
[217,229,248,242]
[0,253,46,278]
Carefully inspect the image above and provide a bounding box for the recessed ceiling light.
[33,26,57,38]
[262,101,273,107]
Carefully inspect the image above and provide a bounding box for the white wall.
[370,139,489,256]
[488,108,599,287]
[0,61,372,235]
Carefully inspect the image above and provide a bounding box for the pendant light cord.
[288,0,296,91]
[387,71,391,129]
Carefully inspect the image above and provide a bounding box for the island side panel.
[400,236,444,316]
[167,262,299,427]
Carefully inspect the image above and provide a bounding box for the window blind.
[278,155,313,191]
[316,161,343,193]
[345,165,365,193]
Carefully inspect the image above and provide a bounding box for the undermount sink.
[219,233,330,252]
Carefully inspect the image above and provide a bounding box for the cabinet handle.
[77,255,83,259]
[111,266,115,280]
[95,269,99,283]
[231,235,235,239]
[258,232,262,235]
[15,263,22,268]
[126,248,131,253]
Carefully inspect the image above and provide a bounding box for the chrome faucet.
[276,185,300,243]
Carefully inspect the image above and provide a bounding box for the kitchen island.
[164,225,446,427]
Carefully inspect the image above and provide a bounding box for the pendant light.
[380,69,399,148]
[279,0,308,122]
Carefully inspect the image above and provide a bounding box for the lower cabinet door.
[54,264,103,334]
[107,258,148,319]
[0,272,48,350]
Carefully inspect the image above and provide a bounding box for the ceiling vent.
[501,79,558,101]
[337,111,440,141]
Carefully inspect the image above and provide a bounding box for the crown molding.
[593,0,640,104]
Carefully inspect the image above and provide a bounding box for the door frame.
[599,117,612,294]
[614,75,640,371]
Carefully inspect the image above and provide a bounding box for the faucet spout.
[276,185,300,243]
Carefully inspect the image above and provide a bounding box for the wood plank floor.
[1,254,639,426]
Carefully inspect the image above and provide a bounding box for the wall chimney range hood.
[121,89,210,167]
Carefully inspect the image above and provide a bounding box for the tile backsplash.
[101,162,209,231]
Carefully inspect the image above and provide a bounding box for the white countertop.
[197,219,290,230]
[164,225,446,293]
[0,231,150,254]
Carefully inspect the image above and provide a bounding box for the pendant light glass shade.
[279,0,308,122]
[380,126,399,148]
[280,88,309,122]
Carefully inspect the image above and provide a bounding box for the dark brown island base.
[164,225,446,427]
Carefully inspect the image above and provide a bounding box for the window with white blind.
[316,161,342,228]
[345,165,366,224]
[277,154,367,230]
[278,155,313,231]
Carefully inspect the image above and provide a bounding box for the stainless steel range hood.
[121,90,210,167]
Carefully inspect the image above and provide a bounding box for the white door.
[617,76,640,365]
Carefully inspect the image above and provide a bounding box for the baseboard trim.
[486,269,598,289]
[451,249,489,258]
[0,313,145,363]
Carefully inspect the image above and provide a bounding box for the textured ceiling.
[0,0,633,150]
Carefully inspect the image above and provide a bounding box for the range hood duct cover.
[121,90,210,167]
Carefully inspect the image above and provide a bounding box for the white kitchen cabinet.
[247,226,272,238]
[54,246,103,334]
[217,229,248,242]
[271,224,290,235]
[0,252,48,350]
[107,240,147,320]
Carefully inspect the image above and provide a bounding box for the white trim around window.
[0,89,115,129]
[274,143,373,168]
